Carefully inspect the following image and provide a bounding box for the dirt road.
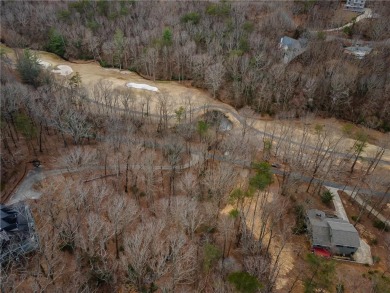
[2,44,390,168]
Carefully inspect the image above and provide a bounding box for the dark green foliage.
[381,121,390,133]
[367,272,390,293]
[229,208,239,218]
[228,271,262,293]
[351,215,360,223]
[293,204,307,234]
[181,12,201,25]
[99,59,111,68]
[239,37,250,53]
[46,28,66,57]
[336,283,345,293]
[321,190,333,206]
[89,267,112,286]
[87,20,100,32]
[249,161,273,191]
[304,253,335,293]
[373,219,389,232]
[317,31,326,40]
[88,254,113,286]
[197,120,209,138]
[369,237,378,245]
[97,0,109,16]
[162,28,173,46]
[15,113,36,140]
[229,188,245,204]
[16,49,42,87]
[58,10,71,21]
[372,255,381,264]
[203,243,221,272]
[206,1,230,17]
[242,21,254,33]
[69,0,92,14]
[343,26,353,37]
[59,230,75,253]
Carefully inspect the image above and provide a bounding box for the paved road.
[325,186,349,221]
[7,153,200,204]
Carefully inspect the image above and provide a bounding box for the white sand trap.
[38,60,52,69]
[126,82,159,92]
[51,65,73,76]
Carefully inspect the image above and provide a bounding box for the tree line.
[1,41,390,292]
[1,0,389,131]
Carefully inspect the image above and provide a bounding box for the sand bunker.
[38,60,52,69]
[52,65,73,76]
[126,82,158,92]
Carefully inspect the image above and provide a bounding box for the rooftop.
[344,46,372,59]
[307,209,360,249]
[328,220,360,248]
[0,203,39,264]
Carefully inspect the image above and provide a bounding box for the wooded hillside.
[1,0,389,131]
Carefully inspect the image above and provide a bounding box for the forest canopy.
[1,0,390,131]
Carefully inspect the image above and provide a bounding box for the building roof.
[1,203,39,264]
[306,209,360,249]
[344,46,372,58]
[280,36,302,51]
[328,220,360,248]
[311,223,330,247]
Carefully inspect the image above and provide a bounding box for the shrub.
[15,113,37,140]
[181,12,201,25]
[162,28,173,46]
[203,243,221,272]
[372,255,381,264]
[351,215,360,223]
[373,219,389,232]
[16,49,42,87]
[293,204,307,234]
[369,238,378,245]
[336,283,345,293]
[317,31,326,40]
[58,9,71,21]
[46,29,66,57]
[321,191,334,206]
[228,271,262,293]
[343,26,353,37]
[229,209,239,218]
[206,2,230,16]
[242,21,254,33]
[88,255,113,286]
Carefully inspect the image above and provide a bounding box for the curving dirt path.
[7,153,201,204]
[41,54,390,167]
[2,43,389,168]
[311,8,373,33]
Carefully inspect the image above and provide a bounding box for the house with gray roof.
[344,45,372,59]
[0,203,39,264]
[279,36,307,64]
[345,0,366,12]
[306,209,360,256]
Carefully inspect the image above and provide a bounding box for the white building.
[344,46,372,59]
[345,0,366,12]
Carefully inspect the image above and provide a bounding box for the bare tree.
[205,62,226,99]
[108,196,139,259]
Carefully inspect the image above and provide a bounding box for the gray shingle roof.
[311,223,330,247]
[280,36,301,51]
[306,209,360,249]
[328,221,360,248]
